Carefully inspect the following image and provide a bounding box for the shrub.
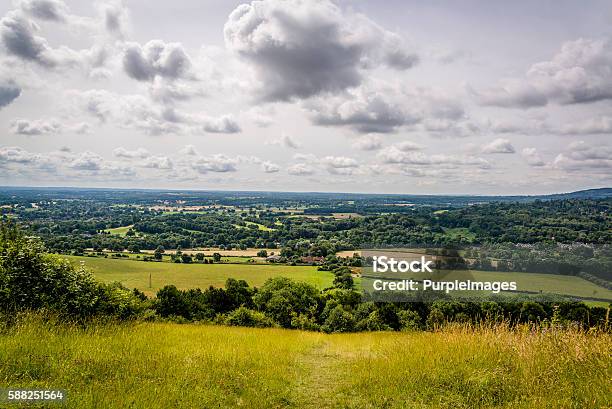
[224,307,275,328]
[322,305,356,333]
[397,309,422,331]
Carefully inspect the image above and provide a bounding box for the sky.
[0,0,611,195]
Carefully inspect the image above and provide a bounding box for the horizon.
[1,184,610,198]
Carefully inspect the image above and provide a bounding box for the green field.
[442,227,476,241]
[1,316,609,408]
[63,255,333,295]
[102,225,133,236]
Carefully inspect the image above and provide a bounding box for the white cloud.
[481,138,516,154]
[113,147,150,159]
[191,154,238,173]
[521,147,545,167]
[261,161,280,173]
[353,135,382,151]
[287,163,314,176]
[476,37,612,108]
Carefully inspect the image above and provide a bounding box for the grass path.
[293,340,339,408]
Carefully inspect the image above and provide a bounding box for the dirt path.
[291,339,346,408]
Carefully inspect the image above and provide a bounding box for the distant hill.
[536,188,612,200]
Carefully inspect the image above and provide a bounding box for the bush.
[253,277,321,328]
[322,305,356,333]
[0,222,145,320]
[397,309,421,331]
[224,307,275,328]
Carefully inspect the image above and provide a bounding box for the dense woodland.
[3,189,610,256]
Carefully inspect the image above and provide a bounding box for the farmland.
[62,255,334,295]
[1,316,609,409]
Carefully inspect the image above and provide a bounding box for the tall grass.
[0,315,609,408]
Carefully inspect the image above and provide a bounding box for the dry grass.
[0,316,609,408]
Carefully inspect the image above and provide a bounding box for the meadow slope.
[0,317,609,408]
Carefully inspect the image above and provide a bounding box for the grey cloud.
[224,0,417,102]
[202,115,241,134]
[0,10,81,68]
[0,82,21,109]
[553,141,612,171]
[102,1,128,38]
[123,40,193,82]
[309,87,420,134]
[18,0,69,22]
[481,138,515,154]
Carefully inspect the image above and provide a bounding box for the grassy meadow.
[62,255,334,295]
[0,316,609,408]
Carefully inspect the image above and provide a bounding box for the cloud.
[113,147,150,159]
[481,138,515,154]
[122,40,193,82]
[352,135,382,151]
[377,146,491,169]
[202,115,241,134]
[141,155,173,169]
[266,134,300,149]
[68,151,104,170]
[18,0,69,22]
[101,0,129,39]
[287,163,314,176]
[394,141,423,152]
[476,37,612,108]
[321,155,358,175]
[72,89,240,136]
[554,116,612,135]
[191,154,238,173]
[521,147,545,167]
[261,161,280,173]
[309,86,420,133]
[0,82,21,109]
[224,0,417,102]
[0,10,81,68]
[179,144,198,156]
[9,117,61,135]
[552,141,612,171]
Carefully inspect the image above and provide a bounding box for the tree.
[257,250,268,257]
[195,252,205,261]
[213,252,222,262]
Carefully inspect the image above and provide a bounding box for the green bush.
[0,222,145,320]
[224,306,275,328]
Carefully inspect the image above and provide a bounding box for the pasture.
[62,255,333,295]
[0,316,609,408]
